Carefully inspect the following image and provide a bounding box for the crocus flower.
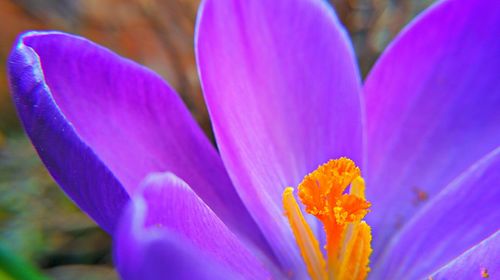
[7,0,500,279]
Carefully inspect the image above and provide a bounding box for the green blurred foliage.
[0,136,115,279]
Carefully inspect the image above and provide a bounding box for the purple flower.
[7,0,500,279]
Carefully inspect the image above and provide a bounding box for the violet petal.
[8,31,265,245]
[8,31,129,232]
[114,198,241,279]
[371,147,500,279]
[429,231,500,280]
[114,172,274,279]
[196,0,363,270]
[364,0,500,252]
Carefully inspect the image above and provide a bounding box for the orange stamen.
[283,158,372,280]
[283,187,327,280]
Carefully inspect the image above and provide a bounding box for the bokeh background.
[0,0,433,279]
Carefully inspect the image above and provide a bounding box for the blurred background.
[0,0,433,279]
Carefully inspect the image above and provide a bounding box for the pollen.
[481,267,489,278]
[283,158,372,280]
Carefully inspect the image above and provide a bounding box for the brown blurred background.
[0,0,433,279]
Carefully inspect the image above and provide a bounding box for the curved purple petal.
[429,231,500,280]
[114,172,274,279]
[364,0,500,252]
[115,202,239,280]
[196,0,363,271]
[8,32,129,233]
[371,147,500,279]
[8,31,265,245]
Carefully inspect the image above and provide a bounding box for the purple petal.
[429,231,500,280]
[196,0,362,270]
[371,147,500,279]
[115,202,241,280]
[8,31,265,244]
[114,172,274,279]
[364,0,500,252]
[8,32,129,232]
[115,205,238,280]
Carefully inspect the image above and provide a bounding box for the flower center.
[283,157,372,280]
